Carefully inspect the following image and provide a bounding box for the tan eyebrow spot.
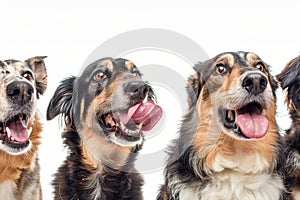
[215,53,234,67]
[246,52,261,66]
[125,61,135,71]
[100,59,114,72]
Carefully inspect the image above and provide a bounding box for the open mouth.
[221,102,269,139]
[0,114,32,150]
[98,101,162,144]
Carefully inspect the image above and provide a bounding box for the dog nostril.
[242,73,267,95]
[260,77,267,88]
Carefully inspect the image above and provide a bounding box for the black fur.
[158,52,289,200]
[277,55,300,199]
[47,57,156,200]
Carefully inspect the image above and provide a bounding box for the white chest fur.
[175,172,284,200]
[0,181,16,200]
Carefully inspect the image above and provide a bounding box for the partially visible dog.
[47,57,162,199]
[0,57,47,199]
[277,55,300,199]
[158,52,288,200]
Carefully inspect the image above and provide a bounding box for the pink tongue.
[236,113,269,138]
[114,102,162,131]
[7,121,29,143]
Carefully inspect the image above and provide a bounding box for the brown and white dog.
[158,51,288,200]
[277,55,300,200]
[0,57,47,200]
[47,57,162,200]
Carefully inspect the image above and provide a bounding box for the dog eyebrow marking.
[125,61,135,71]
[99,59,113,72]
[215,54,235,67]
[246,52,261,66]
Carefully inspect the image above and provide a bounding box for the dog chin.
[0,141,32,155]
[108,134,143,147]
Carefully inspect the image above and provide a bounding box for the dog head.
[47,58,162,149]
[277,55,300,148]
[188,51,278,140]
[0,56,47,155]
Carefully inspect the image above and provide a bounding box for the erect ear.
[277,56,300,90]
[46,77,75,121]
[25,56,48,97]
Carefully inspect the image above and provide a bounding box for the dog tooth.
[5,127,11,138]
[143,93,149,103]
[120,122,126,130]
[137,123,143,130]
[28,127,33,137]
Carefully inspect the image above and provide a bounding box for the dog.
[0,57,47,200]
[47,57,162,200]
[277,55,300,199]
[157,51,288,200]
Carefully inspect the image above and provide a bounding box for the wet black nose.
[7,81,34,104]
[124,81,149,100]
[242,73,267,95]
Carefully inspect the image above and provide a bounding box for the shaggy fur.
[277,55,300,200]
[0,57,47,200]
[158,52,288,200]
[47,57,160,200]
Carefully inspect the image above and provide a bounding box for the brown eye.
[23,72,33,81]
[255,62,265,72]
[215,63,226,75]
[94,72,106,81]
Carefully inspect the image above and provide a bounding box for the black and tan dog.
[277,55,300,199]
[47,57,162,199]
[158,52,288,200]
[0,57,47,199]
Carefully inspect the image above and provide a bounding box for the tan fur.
[125,61,134,71]
[80,75,133,169]
[0,114,41,183]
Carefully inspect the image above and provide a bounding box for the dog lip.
[98,111,143,142]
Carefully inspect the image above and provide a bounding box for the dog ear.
[25,56,48,97]
[46,77,75,121]
[277,56,300,89]
[186,67,203,107]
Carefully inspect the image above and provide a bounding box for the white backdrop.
[0,1,299,199]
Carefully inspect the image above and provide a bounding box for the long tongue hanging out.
[236,112,269,138]
[114,102,162,131]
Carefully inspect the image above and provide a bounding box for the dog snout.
[242,73,267,95]
[124,81,149,100]
[7,81,34,104]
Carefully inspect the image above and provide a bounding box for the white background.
[0,1,299,199]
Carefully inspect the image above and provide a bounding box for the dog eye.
[132,71,141,77]
[255,62,265,72]
[94,72,106,81]
[215,64,226,75]
[23,72,33,81]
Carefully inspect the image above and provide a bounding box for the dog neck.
[80,131,133,172]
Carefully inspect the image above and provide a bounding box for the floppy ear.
[25,56,48,97]
[186,66,203,107]
[276,56,300,90]
[46,77,76,121]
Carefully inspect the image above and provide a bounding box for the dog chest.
[176,172,285,200]
[0,180,15,200]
